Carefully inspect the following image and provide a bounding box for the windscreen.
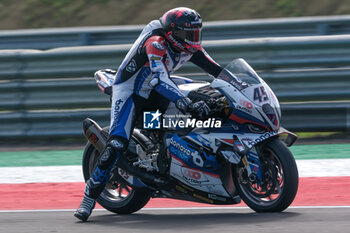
[217,58,262,89]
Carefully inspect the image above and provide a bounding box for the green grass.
[290,144,350,160]
[295,132,341,139]
[0,150,83,167]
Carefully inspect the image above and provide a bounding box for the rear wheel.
[233,137,299,212]
[82,128,151,214]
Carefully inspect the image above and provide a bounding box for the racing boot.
[74,138,126,221]
[74,195,96,222]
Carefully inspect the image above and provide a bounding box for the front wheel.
[82,128,151,214]
[233,137,299,212]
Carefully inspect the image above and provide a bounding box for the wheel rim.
[237,147,285,206]
[88,147,135,204]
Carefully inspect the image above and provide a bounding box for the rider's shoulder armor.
[142,35,168,57]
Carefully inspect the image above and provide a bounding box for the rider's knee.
[97,136,128,169]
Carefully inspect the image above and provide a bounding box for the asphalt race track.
[1,207,349,233]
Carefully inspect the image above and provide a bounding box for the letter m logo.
[143,110,161,129]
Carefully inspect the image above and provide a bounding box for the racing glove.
[176,97,210,119]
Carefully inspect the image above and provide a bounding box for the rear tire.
[82,128,151,214]
[233,137,299,212]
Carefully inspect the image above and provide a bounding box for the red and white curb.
[0,159,349,210]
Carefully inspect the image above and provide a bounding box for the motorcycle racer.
[74,7,224,221]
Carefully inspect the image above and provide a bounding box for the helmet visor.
[173,28,202,45]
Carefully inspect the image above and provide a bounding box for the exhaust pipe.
[83,118,107,153]
[83,118,165,186]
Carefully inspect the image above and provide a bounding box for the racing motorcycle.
[82,58,299,213]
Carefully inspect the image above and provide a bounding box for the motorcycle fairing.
[167,133,233,197]
[94,69,202,96]
[165,179,241,205]
[213,59,282,132]
[95,69,116,95]
[117,168,147,188]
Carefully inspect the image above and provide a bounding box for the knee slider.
[107,138,126,150]
[148,73,160,88]
[97,138,127,169]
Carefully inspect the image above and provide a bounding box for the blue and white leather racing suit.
[109,20,223,141]
[83,20,223,200]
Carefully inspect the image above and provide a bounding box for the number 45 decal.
[253,86,269,102]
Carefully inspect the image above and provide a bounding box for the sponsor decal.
[237,100,253,113]
[191,134,210,147]
[126,59,137,73]
[170,138,192,156]
[241,137,253,143]
[170,146,190,163]
[152,41,165,50]
[113,99,123,123]
[182,168,208,185]
[143,110,161,129]
[88,133,99,144]
[168,34,186,51]
[184,169,201,180]
[183,177,202,184]
[150,56,163,71]
[234,140,245,152]
[240,100,253,109]
[236,104,252,114]
[242,131,279,147]
[160,82,183,97]
[169,138,191,163]
[118,168,133,184]
[169,137,205,168]
[150,56,161,61]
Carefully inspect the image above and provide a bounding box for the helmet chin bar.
[165,31,199,54]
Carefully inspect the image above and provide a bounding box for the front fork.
[241,147,263,184]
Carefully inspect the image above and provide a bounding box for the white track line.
[1,158,350,184]
[1,206,350,213]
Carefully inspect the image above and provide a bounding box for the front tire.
[233,137,299,212]
[82,128,151,214]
